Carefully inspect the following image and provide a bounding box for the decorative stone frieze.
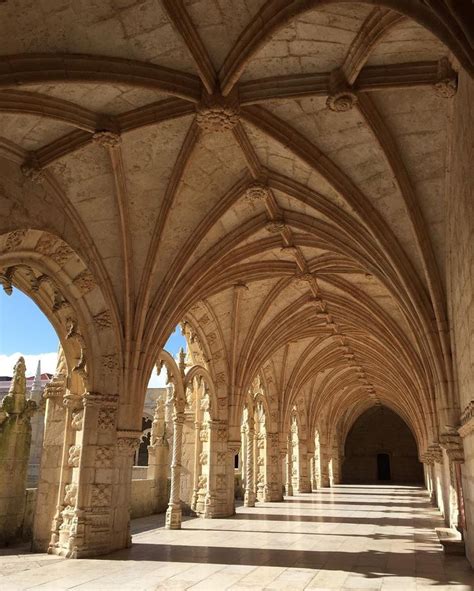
[3,229,27,252]
[459,401,474,438]
[73,270,97,295]
[196,92,240,132]
[36,235,74,265]
[92,131,121,148]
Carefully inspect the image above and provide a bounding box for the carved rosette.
[326,68,357,112]
[73,270,96,295]
[326,91,358,112]
[244,181,271,204]
[196,92,240,132]
[92,131,121,148]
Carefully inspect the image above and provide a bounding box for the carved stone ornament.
[91,484,112,506]
[68,445,81,467]
[440,430,464,463]
[92,130,121,148]
[459,401,474,438]
[116,430,142,456]
[95,446,113,468]
[326,91,358,112]
[71,409,84,431]
[36,234,74,265]
[73,270,96,295]
[244,181,271,203]
[63,483,77,507]
[93,310,112,330]
[21,157,44,183]
[3,230,27,253]
[326,68,357,112]
[434,58,458,98]
[265,219,286,233]
[196,92,240,132]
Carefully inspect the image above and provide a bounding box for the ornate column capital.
[116,430,142,456]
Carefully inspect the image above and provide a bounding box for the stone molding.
[459,401,474,438]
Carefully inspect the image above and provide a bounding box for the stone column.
[298,446,312,493]
[203,419,218,518]
[286,433,294,496]
[165,411,185,529]
[147,396,169,514]
[190,420,201,513]
[264,432,283,501]
[0,357,37,544]
[32,359,67,551]
[244,419,256,507]
[308,452,316,490]
[47,391,138,558]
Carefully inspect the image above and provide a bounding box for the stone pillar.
[286,433,294,496]
[165,411,185,529]
[226,437,241,516]
[320,447,330,487]
[47,391,137,558]
[147,396,169,514]
[244,420,256,507]
[28,360,45,487]
[32,358,67,552]
[0,357,37,544]
[190,420,201,513]
[265,432,283,501]
[308,452,316,490]
[298,446,312,493]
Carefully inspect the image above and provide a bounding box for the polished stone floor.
[0,485,472,590]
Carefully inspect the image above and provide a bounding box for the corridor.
[0,486,472,590]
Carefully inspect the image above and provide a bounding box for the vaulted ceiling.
[0,0,471,445]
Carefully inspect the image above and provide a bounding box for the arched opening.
[342,406,424,484]
[0,288,60,543]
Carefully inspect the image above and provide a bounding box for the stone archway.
[342,406,424,484]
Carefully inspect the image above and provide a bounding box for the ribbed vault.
[0,0,471,458]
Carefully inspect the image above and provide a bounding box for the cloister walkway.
[1,486,472,590]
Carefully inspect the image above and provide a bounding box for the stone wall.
[446,68,474,566]
[342,407,424,483]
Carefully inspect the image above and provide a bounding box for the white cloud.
[147,367,168,388]
[0,352,58,377]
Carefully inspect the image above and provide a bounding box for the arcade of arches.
[0,0,473,574]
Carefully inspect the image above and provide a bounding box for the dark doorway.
[377,453,391,481]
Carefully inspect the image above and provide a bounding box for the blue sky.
[0,288,185,386]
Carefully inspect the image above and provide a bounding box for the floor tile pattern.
[1,485,472,590]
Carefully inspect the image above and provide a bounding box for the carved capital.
[196,92,240,132]
[439,430,464,463]
[116,430,142,456]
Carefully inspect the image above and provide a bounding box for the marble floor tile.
[0,486,472,591]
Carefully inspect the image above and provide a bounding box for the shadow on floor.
[100,543,473,585]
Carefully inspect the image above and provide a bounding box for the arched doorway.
[342,406,423,484]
